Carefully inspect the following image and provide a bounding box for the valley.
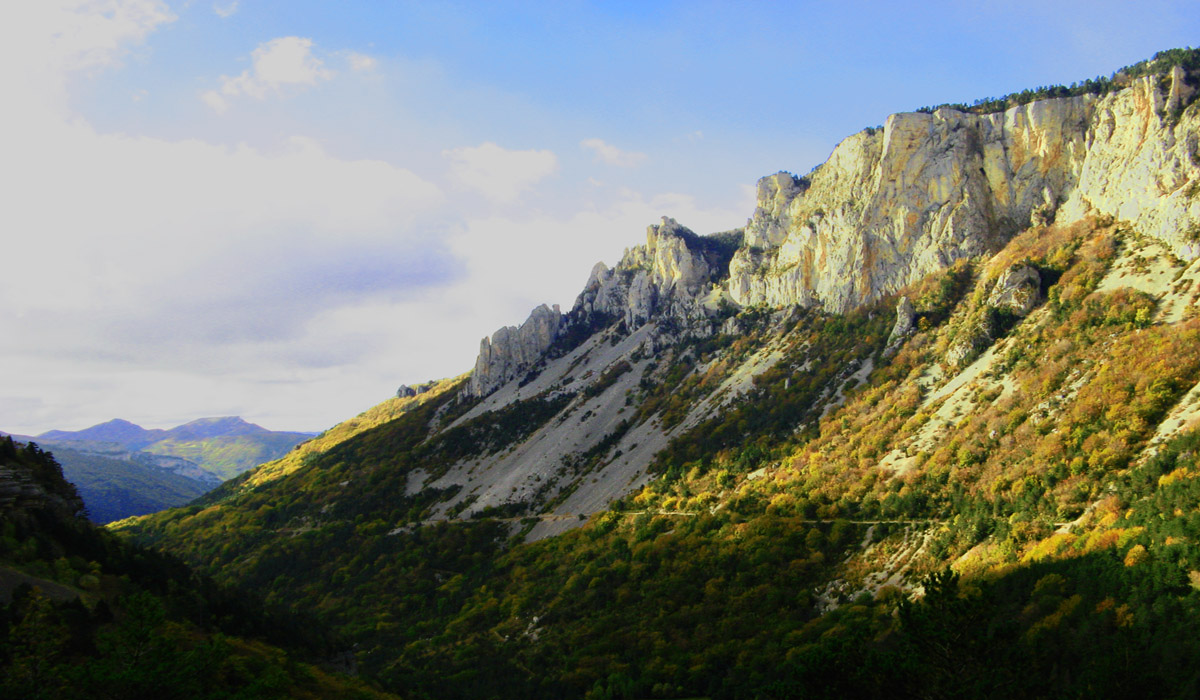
[8,46,1200,699]
[110,49,1200,698]
[3,417,314,523]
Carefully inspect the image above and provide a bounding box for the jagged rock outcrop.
[946,263,1044,367]
[988,264,1042,316]
[468,65,1200,398]
[396,382,435,399]
[888,296,916,345]
[466,219,734,398]
[729,67,1200,312]
[745,172,808,248]
[573,217,722,328]
[467,304,563,397]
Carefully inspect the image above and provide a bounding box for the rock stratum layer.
[468,67,1200,396]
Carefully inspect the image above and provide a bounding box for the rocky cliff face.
[467,218,734,398]
[0,440,86,519]
[1058,65,1199,254]
[467,303,563,397]
[572,217,727,329]
[467,64,1200,399]
[730,67,1200,312]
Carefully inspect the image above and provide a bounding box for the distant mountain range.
[3,417,314,523]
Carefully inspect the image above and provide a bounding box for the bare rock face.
[396,382,436,399]
[467,304,562,397]
[573,217,716,328]
[727,101,1083,313]
[888,296,916,345]
[745,172,807,248]
[463,67,1200,398]
[988,264,1041,316]
[728,71,1200,312]
[1166,64,1196,115]
[1057,71,1200,257]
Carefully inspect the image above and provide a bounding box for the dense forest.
[0,436,398,699]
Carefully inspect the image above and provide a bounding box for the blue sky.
[2,0,1198,435]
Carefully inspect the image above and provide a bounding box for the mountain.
[38,416,314,480]
[39,418,161,448]
[11,416,313,522]
[117,49,1200,698]
[41,445,215,524]
[0,436,399,699]
[1,430,222,524]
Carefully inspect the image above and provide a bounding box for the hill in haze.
[4,416,314,523]
[38,416,314,480]
[116,48,1200,698]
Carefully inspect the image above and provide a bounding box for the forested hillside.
[0,436,398,699]
[115,49,1200,698]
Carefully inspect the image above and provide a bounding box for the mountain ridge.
[38,415,308,447]
[466,54,1199,407]
[115,48,1200,698]
[10,415,314,521]
[34,415,314,481]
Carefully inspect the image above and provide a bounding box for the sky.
[2,0,1198,435]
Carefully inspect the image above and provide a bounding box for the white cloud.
[0,1,761,437]
[48,0,175,72]
[0,0,175,119]
[581,138,647,167]
[204,36,333,111]
[214,1,239,18]
[201,89,229,113]
[443,142,558,203]
[345,51,377,71]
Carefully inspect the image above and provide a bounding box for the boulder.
[988,264,1041,317]
[888,296,916,345]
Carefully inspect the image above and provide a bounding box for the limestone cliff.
[572,217,731,329]
[467,218,736,398]
[468,59,1200,397]
[730,66,1200,311]
[467,304,562,397]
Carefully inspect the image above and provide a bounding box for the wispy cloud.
[581,138,647,167]
[213,1,239,19]
[443,142,558,203]
[345,51,377,71]
[202,37,333,113]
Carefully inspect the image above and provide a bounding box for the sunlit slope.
[117,215,1200,696]
[111,49,1200,697]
